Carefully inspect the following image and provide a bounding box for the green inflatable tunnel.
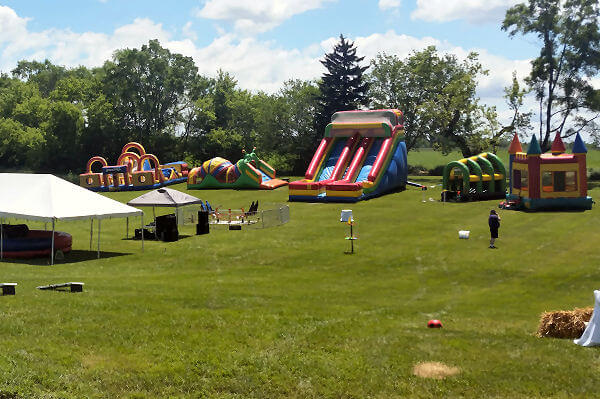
[441,152,506,201]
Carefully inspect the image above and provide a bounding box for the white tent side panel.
[574,290,600,347]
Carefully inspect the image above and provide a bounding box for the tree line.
[0,0,598,176]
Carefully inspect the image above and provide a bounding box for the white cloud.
[195,0,336,35]
[182,21,197,41]
[379,0,401,10]
[471,50,531,98]
[0,6,30,44]
[354,30,446,60]
[188,34,322,92]
[0,17,171,72]
[411,0,521,23]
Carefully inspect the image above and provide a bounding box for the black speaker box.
[196,211,209,235]
[155,214,178,242]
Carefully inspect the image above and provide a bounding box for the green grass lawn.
[2,180,600,397]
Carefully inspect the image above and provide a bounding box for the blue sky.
[0,0,553,124]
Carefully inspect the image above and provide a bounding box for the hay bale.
[536,307,593,339]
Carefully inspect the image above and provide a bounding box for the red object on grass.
[427,319,443,328]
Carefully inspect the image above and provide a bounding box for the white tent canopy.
[128,188,203,226]
[127,188,202,208]
[0,173,142,221]
[0,173,144,264]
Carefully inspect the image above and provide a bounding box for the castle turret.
[508,134,523,195]
[551,132,566,155]
[508,133,523,154]
[527,135,542,199]
[572,132,588,197]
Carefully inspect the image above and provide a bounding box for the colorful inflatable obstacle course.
[187,148,288,190]
[500,132,593,211]
[441,152,507,202]
[289,109,409,202]
[80,142,189,192]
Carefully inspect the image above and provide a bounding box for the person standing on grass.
[488,210,501,248]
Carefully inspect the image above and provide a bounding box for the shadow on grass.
[0,249,131,266]
[121,234,194,241]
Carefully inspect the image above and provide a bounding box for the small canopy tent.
[127,188,203,225]
[0,173,143,264]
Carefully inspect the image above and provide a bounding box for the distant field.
[408,148,600,173]
[1,180,600,397]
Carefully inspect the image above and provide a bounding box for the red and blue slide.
[289,109,410,202]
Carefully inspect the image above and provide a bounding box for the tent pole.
[51,219,55,265]
[97,219,101,259]
[141,214,144,252]
[126,217,129,239]
[90,219,93,250]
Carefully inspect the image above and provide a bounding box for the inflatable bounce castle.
[187,148,288,190]
[501,132,593,211]
[288,109,408,202]
[441,153,507,201]
[80,142,188,192]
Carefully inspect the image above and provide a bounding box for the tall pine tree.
[315,34,369,134]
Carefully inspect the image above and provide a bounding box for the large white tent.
[0,173,144,264]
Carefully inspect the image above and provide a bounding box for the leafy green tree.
[49,73,98,104]
[101,39,198,146]
[0,118,44,170]
[38,101,84,172]
[182,71,243,163]
[11,94,50,128]
[502,0,600,150]
[278,80,320,174]
[80,94,124,161]
[315,34,369,135]
[368,47,495,156]
[251,91,296,173]
[0,80,40,120]
[179,75,216,161]
[212,70,237,129]
[181,71,260,164]
[11,60,67,97]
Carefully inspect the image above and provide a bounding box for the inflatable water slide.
[80,142,189,192]
[289,109,408,202]
[187,148,288,190]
